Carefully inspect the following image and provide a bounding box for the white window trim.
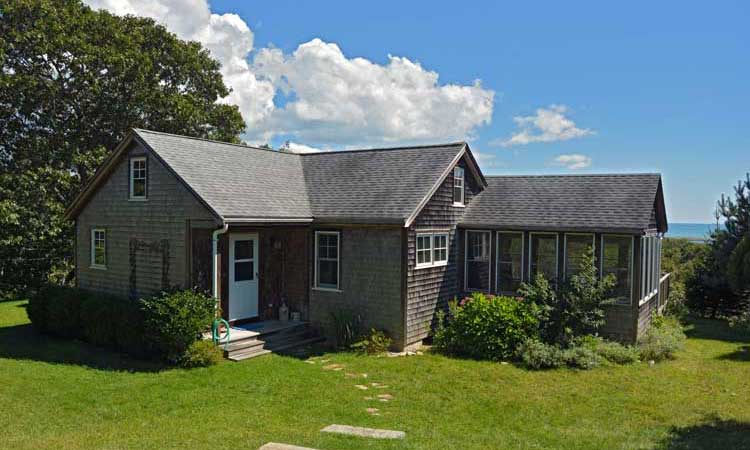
[600,234,634,306]
[528,232,559,283]
[90,228,106,269]
[416,232,449,269]
[129,156,147,201]
[314,231,340,291]
[495,231,524,294]
[452,166,465,207]
[563,233,596,279]
[464,229,492,292]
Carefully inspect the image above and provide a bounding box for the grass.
[1,299,749,449]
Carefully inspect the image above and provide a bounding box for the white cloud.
[551,153,592,170]
[83,1,495,148]
[493,104,593,147]
[278,141,323,154]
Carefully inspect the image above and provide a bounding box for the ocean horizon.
[668,222,721,240]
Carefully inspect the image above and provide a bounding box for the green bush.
[638,315,686,362]
[179,340,223,368]
[28,285,87,338]
[593,340,641,365]
[562,345,603,369]
[141,289,215,362]
[112,300,148,358]
[351,329,392,355]
[517,339,565,369]
[80,294,118,347]
[434,293,539,361]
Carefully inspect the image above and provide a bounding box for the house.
[65,129,669,354]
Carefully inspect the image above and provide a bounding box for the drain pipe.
[212,222,229,306]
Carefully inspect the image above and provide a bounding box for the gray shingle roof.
[301,143,465,222]
[134,129,465,223]
[134,129,312,220]
[460,173,663,232]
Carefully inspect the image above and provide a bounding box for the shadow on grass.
[684,316,750,344]
[0,323,166,373]
[717,345,750,362]
[660,417,750,450]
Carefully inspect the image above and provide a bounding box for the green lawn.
[1,299,749,450]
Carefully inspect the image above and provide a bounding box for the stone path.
[259,443,318,450]
[321,424,406,440]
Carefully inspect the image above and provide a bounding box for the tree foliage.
[0,0,245,293]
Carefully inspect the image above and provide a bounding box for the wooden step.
[224,327,317,353]
[227,336,325,361]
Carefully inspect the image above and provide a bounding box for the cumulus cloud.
[551,153,592,170]
[278,141,324,154]
[492,104,593,148]
[84,0,494,148]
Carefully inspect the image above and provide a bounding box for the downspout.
[212,222,229,307]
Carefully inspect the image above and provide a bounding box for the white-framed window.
[90,228,106,268]
[416,232,449,269]
[564,233,595,279]
[639,235,662,301]
[453,166,465,206]
[601,234,634,305]
[315,231,340,290]
[529,233,559,284]
[496,231,524,293]
[465,230,491,291]
[129,156,147,200]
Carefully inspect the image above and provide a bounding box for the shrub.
[80,294,119,347]
[112,300,148,358]
[351,329,392,355]
[433,293,539,361]
[28,285,87,338]
[638,315,686,362]
[517,339,565,369]
[141,289,215,362]
[179,340,223,368]
[593,340,640,365]
[562,345,603,369]
[728,309,750,334]
[329,310,363,349]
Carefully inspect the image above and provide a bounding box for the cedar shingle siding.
[76,142,216,299]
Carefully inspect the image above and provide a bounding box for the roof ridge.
[485,172,661,178]
[299,141,467,156]
[132,128,300,157]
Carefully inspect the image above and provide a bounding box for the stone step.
[259,443,319,450]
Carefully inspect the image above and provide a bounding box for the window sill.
[128,197,148,202]
[415,261,448,270]
[89,265,107,270]
[452,203,465,208]
[313,287,342,293]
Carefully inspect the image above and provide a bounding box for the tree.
[0,0,245,293]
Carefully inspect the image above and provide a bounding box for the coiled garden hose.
[212,318,230,350]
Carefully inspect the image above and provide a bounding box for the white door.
[228,233,259,321]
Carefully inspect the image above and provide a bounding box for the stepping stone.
[321,424,406,440]
[366,407,380,415]
[377,394,393,402]
[259,443,319,450]
[354,384,369,390]
[364,396,374,400]
[322,364,343,371]
[345,372,368,379]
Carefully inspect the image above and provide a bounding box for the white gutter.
[212,222,229,304]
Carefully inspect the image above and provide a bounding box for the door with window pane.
[497,232,523,293]
[229,233,259,320]
[465,231,491,291]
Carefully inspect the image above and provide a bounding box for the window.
[465,230,490,291]
[601,235,633,304]
[90,228,106,268]
[496,232,523,293]
[233,239,254,282]
[416,232,449,269]
[315,231,340,289]
[453,166,465,205]
[564,234,595,279]
[640,235,662,300]
[529,233,558,284]
[129,156,147,199]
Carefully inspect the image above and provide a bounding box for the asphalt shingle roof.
[460,174,663,232]
[135,129,312,220]
[134,129,465,223]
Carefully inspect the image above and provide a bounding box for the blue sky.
[90,0,749,222]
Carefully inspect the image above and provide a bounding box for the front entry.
[228,233,259,321]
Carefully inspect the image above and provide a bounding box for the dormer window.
[129,156,147,200]
[453,166,465,206]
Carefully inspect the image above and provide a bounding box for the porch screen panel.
[602,235,632,304]
[497,232,523,293]
[530,234,557,284]
[565,234,594,279]
[466,231,491,291]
